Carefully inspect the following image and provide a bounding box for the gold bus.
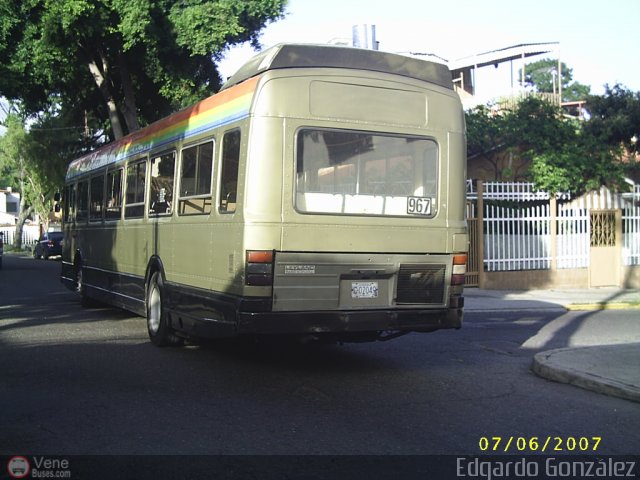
[61,44,468,346]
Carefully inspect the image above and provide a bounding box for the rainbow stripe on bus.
[66,75,260,180]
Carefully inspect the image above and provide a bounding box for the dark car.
[0,231,4,269]
[33,231,63,259]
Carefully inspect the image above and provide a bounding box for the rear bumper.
[164,284,464,342]
[236,305,463,336]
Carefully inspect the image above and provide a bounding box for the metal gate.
[589,209,619,287]
[465,201,480,287]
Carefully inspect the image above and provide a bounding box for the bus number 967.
[407,196,431,215]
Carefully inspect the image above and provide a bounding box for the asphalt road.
[1,252,639,459]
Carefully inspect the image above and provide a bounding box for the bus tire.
[147,272,182,347]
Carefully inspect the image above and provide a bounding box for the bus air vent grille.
[396,264,446,304]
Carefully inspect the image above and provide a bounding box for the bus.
[60,44,468,346]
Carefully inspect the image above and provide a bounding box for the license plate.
[351,281,379,299]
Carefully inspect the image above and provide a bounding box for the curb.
[565,303,640,311]
[466,303,640,312]
[531,347,640,404]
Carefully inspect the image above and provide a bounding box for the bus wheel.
[147,272,182,347]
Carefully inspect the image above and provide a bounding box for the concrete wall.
[480,265,640,290]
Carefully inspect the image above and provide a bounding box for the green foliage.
[0,113,29,186]
[0,0,286,240]
[169,0,285,56]
[1,103,88,224]
[0,0,287,139]
[530,139,626,195]
[584,84,640,155]
[466,94,631,195]
[502,97,575,153]
[466,97,576,181]
[466,105,506,160]
[521,58,591,102]
[467,97,573,160]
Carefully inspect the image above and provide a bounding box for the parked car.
[33,231,63,259]
[0,231,4,269]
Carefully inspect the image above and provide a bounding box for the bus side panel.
[111,221,148,302]
[243,116,284,224]
[169,216,214,290]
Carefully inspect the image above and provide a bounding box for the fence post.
[477,180,486,289]
[616,208,623,287]
[550,196,557,271]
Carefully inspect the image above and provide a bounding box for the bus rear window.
[295,129,438,217]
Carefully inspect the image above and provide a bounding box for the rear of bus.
[231,45,467,342]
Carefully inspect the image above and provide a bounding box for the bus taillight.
[245,250,274,286]
[451,254,467,286]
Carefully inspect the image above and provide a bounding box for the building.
[448,42,561,109]
[0,187,19,225]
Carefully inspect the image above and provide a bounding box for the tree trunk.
[13,178,34,250]
[118,51,139,133]
[88,53,125,140]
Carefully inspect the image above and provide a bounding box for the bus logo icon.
[7,456,30,479]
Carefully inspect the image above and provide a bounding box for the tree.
[503,96,576,153]
[521,58,590,102]
[466,105,509,181]
[466,96,627,195]
[466,97,575,181]
[0,0,286,140]
[518,96,628,194]
[529,134,627,195]
[0,110,36,249]
[0,103,89,248]
[584,84,640,156]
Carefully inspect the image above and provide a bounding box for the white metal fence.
[468,182,640,272]
[484,201,551,271]
[0,225,40,248]
[623,186,640,266]
[556,205,589,269]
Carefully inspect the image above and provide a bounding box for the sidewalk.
[465,287,640,403]
[465,287,640,312]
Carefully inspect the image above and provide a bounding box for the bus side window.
[89,174,105,222]
[125,160,147,218]
[76,180,89,222]
[219,130,241,213]
[179,141,214,215]
[149,151,176,216]
[105,168,123,220]
[64,185,75,223]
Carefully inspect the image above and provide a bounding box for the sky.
[218,0,640,104]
